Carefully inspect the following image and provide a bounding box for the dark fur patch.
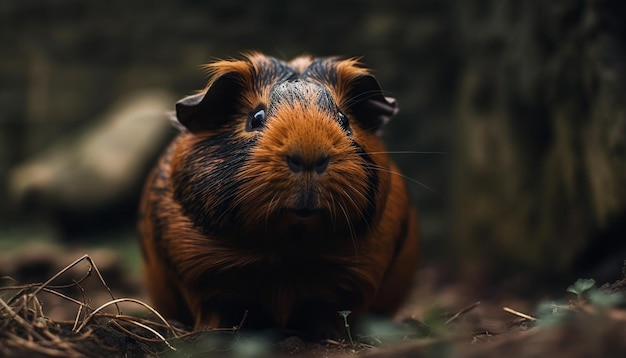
[172,131,258,235]
[268,80,338,117]
[251,56,298,92]
[352,141,380,233]
[301,59,339,87]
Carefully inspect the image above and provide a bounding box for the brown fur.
[139,53,419,337]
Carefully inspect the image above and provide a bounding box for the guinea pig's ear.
[346,74,398,134]
[175,72,243,133]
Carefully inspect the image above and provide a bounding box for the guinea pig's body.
[139,53,419,337]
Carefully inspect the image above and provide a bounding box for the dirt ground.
[1,244,626,357]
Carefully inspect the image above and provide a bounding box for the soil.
[2,244,626,357]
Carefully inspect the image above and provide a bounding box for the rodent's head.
[170,53,398,238]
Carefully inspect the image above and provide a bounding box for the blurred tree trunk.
[453,0,626,287]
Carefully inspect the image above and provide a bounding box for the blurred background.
[1,0,625,295]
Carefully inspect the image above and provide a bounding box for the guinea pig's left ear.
[346,74,398,134]
[174,72,243,133]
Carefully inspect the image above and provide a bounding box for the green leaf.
[566,278,596,298]
[337,310,355,346]
[588,289,624,308]
[338,310,352,319]
[535,301,568,327]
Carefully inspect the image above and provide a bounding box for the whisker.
[232,180,271,206]
[355,151,448,155]
[342,89,388,108]
[341,187,373,234]
[326,197,337,227]
[325,193,338,228]
[265,192,280,231]
[362,163,441,198]
[340,181,370,208]
[212,188,243,222]
[338,200,358,265]
[210,177,271,223]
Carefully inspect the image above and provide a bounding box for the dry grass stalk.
[0,254,186,356]
[502,307,537,321]
[445,301,481,325]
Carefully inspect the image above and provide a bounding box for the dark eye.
[338,112,352,135]
[247,109,266,131]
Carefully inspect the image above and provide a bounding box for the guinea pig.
[138,52,419,337]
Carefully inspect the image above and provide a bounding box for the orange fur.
[139,53,419,337]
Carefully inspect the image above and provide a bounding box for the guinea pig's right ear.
[345,74,398,134]
[174,72,243,133]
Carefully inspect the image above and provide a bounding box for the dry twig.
[0,254,187,356]
[445,301,481,325]
[503,307,537,321]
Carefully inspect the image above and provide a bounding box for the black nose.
[286,155,329,174]
[286,155,303,173]
[314,156,329,173]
